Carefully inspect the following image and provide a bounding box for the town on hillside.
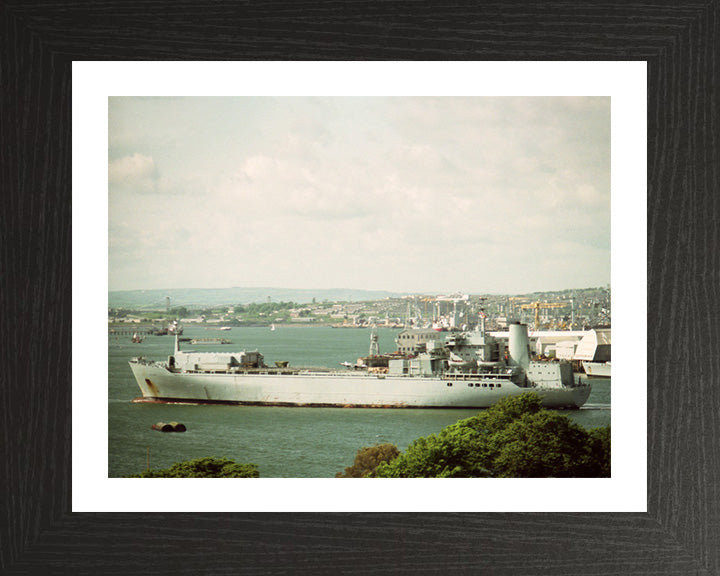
[108,287,610,333]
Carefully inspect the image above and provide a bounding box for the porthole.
[447,382,452,387]
[468,383,473,387]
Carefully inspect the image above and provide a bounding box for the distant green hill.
[108,287,403,309]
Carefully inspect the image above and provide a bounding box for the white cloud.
[108,153,157,193]
[108,97,611,293]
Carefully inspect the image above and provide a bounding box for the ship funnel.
[508,322,530,369]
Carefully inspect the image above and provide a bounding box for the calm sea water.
[108,326,610,478]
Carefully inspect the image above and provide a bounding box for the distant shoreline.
[107,322,388,330]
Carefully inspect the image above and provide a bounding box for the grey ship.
[129,322,591,409]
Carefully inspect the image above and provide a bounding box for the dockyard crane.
[520,301,566,329]
[507,296,529,317]
[420,297,435,317]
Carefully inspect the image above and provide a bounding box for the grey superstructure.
[129,322,591,409]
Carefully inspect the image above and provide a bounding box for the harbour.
[108,325,610,478]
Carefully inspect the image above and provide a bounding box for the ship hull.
[582,361,611,378]
[129,362,591,409]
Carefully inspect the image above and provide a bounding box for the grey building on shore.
[395,328,443,355]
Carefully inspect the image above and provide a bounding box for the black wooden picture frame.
[2,2,718,574]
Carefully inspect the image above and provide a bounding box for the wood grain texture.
[1,1,718,574]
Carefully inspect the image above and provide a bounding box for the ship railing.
[131,358,164,369]
[181,368,304,375]
[131,359,170,370]
[297,370,385,377]
[442,372,514,380]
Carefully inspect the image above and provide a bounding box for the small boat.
[131,333,143,343]
[168,320,184,335]
[270,324,276,331]
[447,352,475,370]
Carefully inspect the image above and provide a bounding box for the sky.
[108,96,610,295]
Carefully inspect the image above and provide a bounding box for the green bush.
[375,393,610,478]
[336,443,400,477]
[131,457,259,478]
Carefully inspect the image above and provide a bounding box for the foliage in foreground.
[335,443,401,477]
[131,457,259,478]
[372,393,610,478]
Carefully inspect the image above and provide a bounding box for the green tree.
[375,393,610,478]
[169,306,189,318]
[374,421,494,478]
[488,411,596,477]
[336,443,400,478]
[130,457,259,478]
[585,425,611,477]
